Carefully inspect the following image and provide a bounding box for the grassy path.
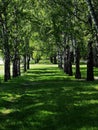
[0,64,98,130]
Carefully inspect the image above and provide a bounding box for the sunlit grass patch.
[74,99,98,107]
[36,110,55,119]
[1,93,21,102]
[0,108,16,115]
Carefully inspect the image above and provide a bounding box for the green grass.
[0,64,98,130]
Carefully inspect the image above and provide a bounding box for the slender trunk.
[64,48,67,73]
[60,54,63,69]
[63,34,67,73]
[17,57,21,76]
[12,7,20,77]
[93,47,98,67]
[66,45,73,76]
[65,47,69,74]
[2,11,11,81]
[58,51,63,69]
[64,48,66,72]
[4,48,11,81]
[23,54,27,72]
[13,55,20,77]
[75,47,81,79]
[87,41,94,81]
[53,54,57,64]
[13,54,20,77]
[68,50,73,76]
[27,55,30,70]
[13,55,18,77]
[12,39,19,77]
[94,34,98,67]
[50,56,53,64]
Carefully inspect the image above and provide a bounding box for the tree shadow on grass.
[0,65,98,129]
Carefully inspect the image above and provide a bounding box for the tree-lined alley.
[0,0,98,81]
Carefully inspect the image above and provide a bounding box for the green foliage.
[1,0,98,80]
[38,59,51,64]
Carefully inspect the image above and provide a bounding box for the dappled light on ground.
[0,64,98,130]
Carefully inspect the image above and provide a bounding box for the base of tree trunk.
[75,72,81,79]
